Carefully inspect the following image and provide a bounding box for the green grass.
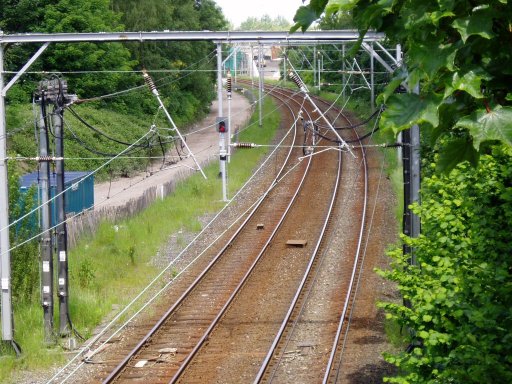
[383,316,410,349]
[0,96,281,383]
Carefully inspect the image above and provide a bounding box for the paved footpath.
[94,91,252,209]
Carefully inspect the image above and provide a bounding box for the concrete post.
[53,105,70,337]
[258,44,263,127]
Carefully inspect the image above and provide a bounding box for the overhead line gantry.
[0,29,392,350]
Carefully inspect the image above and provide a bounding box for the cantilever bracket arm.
[286,60,355,158]
[361,42,394,74]
[142,70,207,179]
[1,42,50,97]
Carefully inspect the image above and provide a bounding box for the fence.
[67,166,192,248]
[66,103,253,248]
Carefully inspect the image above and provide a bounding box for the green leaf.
[377,69,407,104]
[408,43,457,75]
[380,93,440,134]
[429,10,455,26]
[309,0,330,14]
[291,0,328,32]
[355,0,393,29]
[292,6,318,32]
[452,9,494,43]
[436,137,479,173]
[456,106,512,149]
[418,330,429,339]
[325,0,358,15]
[444,70,485,99]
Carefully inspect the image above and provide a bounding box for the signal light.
[216,116,228,133]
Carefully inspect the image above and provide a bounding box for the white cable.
[74,49,217,103]
[49,107,302,384]
[0,128,155,256]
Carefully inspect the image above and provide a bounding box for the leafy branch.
[293,0,512,172]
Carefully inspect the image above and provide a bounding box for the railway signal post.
[217,116,228,202]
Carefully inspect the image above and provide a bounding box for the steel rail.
[103,90,307,384]
[254,128,343,383]
[246,87,370,383]
[321,105,369,384]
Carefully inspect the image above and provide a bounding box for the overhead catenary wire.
[73,49,218,104]
[4,57,253,145]
[0,127,156,241]
[63,118,153,157]
[315,105,384,130]
[58,85,360,382]
[287,60,354,157]
[4,69,221,74]
[47,109,304,384]
[66,106,153,148]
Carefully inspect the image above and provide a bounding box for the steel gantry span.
[0,30,384,44]
[0,29,392,349]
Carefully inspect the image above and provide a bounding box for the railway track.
[97,86,315,383]
[63,81,377,384]
[173,85,345,383]
[183,82,370,384]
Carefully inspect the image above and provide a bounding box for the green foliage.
[238,15,291,31]
[377,145,512,383]
[293,0,512,172]
[7,161,39,304]
[291,0,329,32]
[39,0,137,98]
[77,258,95,288]
[0,0,53,32]
[112,0,227,122]
[3,0,226,120]
[5,102,166,179]
[292,2,512,382]
[2,0,137,102]
[318,9,355,30]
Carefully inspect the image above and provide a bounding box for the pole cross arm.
[1,42,50,97]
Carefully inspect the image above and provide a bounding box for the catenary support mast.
[0,37,13,346]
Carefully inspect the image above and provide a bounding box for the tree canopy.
[2,0,228,121]
[238,15,291,31]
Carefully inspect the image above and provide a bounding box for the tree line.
[1,0,228,311]
[1,0,227,120]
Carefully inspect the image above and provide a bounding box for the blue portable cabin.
[19,171,94,227]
